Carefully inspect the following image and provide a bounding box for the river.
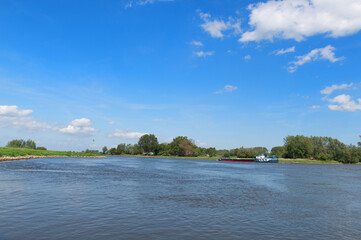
[1,156,361,239]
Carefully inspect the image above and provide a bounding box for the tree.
[169,136,196,156]
[358,135,361,147]
[283,135,313,159]
[206,147,217,157]
[6,139,36,149]
[102,146,108,154]
[237,147,256,158]
[271,146,285,158]
[109,148,117,155]
[252,147,268,155]
[138,134,159,154]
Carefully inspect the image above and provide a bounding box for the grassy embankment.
[278,158,341,164]
[0,147,101,161]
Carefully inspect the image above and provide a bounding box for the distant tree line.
[270,135,361,164]
[103,134,217,158]
[6,139,47,150]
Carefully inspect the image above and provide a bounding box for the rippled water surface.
[1,157,361,240]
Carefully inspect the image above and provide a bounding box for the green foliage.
[169,136,197,156]
[271,146,285,158]
[84,149,99,154]
[252,147,268,155]
[102,146,108,154]
[237,147,257,158]
[223,152,230,157]
[0,147,98,157]
[138,134,159,154]
[282,135,360,163]
[284,135,313,159]
[6,139,36,149]
[319,154,327,161]
[108,148,117,155]
[205,147,217,157]
[36,147,47,150]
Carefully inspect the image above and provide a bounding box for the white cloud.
[274,46,295,55]
[0,105,33,116]
[327,94,361,112]
[108,121,116,125]
[200,11,241,38]
[190,41,203,47]
[320,83,353,95]
[0,105,53,131]
[215,85,238,94]
[60,118,97,135]
[194,51,214,57]
[125,0,174,8]
[244,55,252,60]
[109,129,147,139]
[240,0,361,42]
[288,45,343,72]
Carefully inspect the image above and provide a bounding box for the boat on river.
[255,154,278,163]
[218,154,278,163]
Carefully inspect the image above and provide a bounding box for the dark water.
[1,157,361,240]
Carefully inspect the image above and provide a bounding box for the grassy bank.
[278,158,341,164]
[0,147,100,158]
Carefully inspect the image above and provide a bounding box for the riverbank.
[118,154,346,164]
[0,155,106,162]
[0,147,105,162]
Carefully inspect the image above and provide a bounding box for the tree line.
[102,135,218,157]
[5,134,361,164]
[103,134,361,163]
[270,135,361,163]
[6,139,47,150]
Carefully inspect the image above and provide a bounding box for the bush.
[319,154,327,161]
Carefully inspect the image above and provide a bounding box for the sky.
[1,0,361,151]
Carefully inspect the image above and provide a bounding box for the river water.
[1,156,361,240]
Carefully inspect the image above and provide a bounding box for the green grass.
[0,147,99,157]
[278,158,340,164]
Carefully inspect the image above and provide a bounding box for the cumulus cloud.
[200,11,241,38]
[0,105,33,116]
[240,0,361,42]
[273,46,295,55]
[327,94,361,112]
[109,129,147,139]
[190,41,203,47]
[320,83,353,95]
[288,45,343,72]
[60,118,97,135]
[215,85,238,94]
[0,105,53,131]
[194,51,214,57]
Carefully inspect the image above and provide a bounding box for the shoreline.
[0,155,107,162]
[117,155,345,164]
[1,154,353,164]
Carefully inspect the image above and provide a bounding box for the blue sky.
[1,0,361,151]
